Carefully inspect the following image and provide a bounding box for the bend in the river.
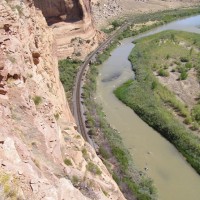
[96,15,200,200]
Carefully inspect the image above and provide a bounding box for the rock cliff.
[0,0,125,199]
[33,0,100,60]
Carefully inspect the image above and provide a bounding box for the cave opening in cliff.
[33,0,84,26]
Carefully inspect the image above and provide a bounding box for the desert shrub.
[64,158,72,166]
[179,70,188,80]
[99,146,110,159]
[86,162,102,175]
[158,69,169,77]
[185,62,192,69]
[33,95,42,105]
[59,59,81,100]
[192,105,200,122]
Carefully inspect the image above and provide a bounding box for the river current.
[96,15,200,200]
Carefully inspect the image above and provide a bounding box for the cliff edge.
[0,0,125,199]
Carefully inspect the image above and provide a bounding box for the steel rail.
[73,21,130,147]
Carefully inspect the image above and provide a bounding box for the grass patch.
[86,162,102,175]
[64,158,72,166]
[99,146,110,159]
[158,69,169,77]
[0,172,19,199]
[101,19,124,34]
[32,95,42,106]
[82,148,89,160]
[59,59,81,101]
[71,175,79,186]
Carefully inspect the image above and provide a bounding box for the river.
[96,15,200,200]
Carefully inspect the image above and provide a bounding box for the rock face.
[33,0,100,60]
[0,1,125,199]
[33,0,86,23]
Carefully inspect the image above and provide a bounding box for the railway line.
[72,21,130,147]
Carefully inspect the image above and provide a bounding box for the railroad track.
[73,21,131,147]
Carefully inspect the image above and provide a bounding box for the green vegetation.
[71,175,79,186]
[99,146,110,159]
[115,30,200,175]
[158,69,169,77]
[101,19,124,33]
[111,20,122,29]
[192,105,200,122]
[64,158,72,166]
[179,70,188,80]
[102,189,109,197]
[0,173,19,199]
[86,162,102,175]
[59,59,81,100]
[32,95,42,106]
[82,148,89,160]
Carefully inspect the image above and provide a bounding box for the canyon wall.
[0,0,125,199]
[33,0,101,60]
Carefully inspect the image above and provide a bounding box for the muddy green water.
[96,15,200,200]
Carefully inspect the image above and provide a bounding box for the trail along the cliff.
[96,15,200,200]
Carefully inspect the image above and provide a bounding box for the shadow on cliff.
[33,0,84,26]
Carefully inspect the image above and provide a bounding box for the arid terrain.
[91,0,200,27]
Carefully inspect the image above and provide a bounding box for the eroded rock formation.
[33,0,85,23]
[0,0,125,199]
[33,0,100,60]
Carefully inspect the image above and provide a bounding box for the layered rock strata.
[33,0,100,60]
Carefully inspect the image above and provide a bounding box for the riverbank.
[115,30,200,175]
[83,64,157,200]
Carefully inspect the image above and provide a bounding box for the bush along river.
[96,15,200,200]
